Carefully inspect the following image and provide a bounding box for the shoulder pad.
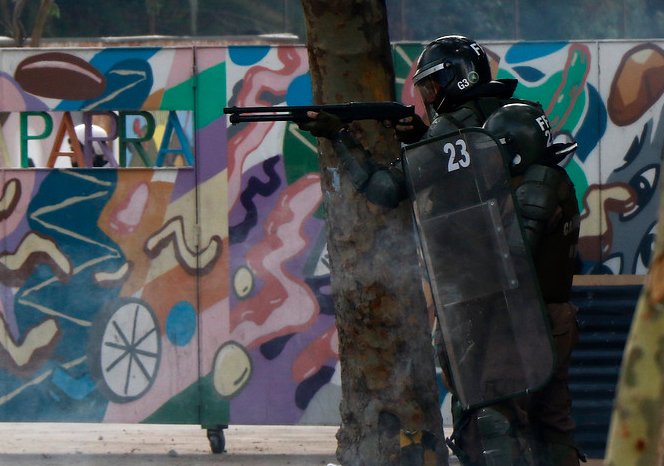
[428,107,482,136]
[520,164,564,186]
[515,165,561,221]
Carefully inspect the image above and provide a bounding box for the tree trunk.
[189,0,198,36]
[145,0,161,35]
[300,1,447,465]
[605,182,664,465]
[11,0,27,46]
[0,0,11,35]
[30,0,54,47]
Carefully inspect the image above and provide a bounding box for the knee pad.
[476,407,513,465]
[476,408,536,466]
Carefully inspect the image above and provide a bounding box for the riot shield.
[402,128,554,410]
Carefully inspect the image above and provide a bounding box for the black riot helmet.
[412,35,492,114]
[483,102,578,175]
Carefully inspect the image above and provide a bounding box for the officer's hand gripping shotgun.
[223,101,415,125]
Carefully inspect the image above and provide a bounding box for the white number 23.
[444,139,471,172]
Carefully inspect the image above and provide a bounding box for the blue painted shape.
[85,59,154,110]
[505,42,568,64]
[17,170,123,355]
[166,301,197,346]
[155,111,194,166]
[88,48,160,75]
[575,84,606,162]
[0,169,124,421]
[51,367,96,401]
[512,65,546,83]
[58,59,154,111]
[286,74,313,106]
[57,50,158,111]
[229,46,270,66]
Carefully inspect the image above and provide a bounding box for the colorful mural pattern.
[0,40,662,426]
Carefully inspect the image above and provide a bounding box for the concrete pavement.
[0,423,338,465]
[0,422,602,465]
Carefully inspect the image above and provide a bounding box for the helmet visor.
[415,67,454,103]
[413,61,448,85]
[415,78,439,105]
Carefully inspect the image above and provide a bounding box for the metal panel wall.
[569,285,642,458]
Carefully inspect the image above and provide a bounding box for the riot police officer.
[299,35,582,466]
[481,103,583,466]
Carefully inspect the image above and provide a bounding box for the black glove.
[392,114,429,144]
[298,111,345,139]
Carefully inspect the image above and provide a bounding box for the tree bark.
[300,1,447,465]
[605,181,664,465]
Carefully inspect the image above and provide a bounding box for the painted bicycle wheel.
[90,298,161,402]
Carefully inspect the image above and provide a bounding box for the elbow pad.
[338,148,371,190]
[515,165,562,248]
[333,129,407,208]
[333,129,374,191]
[364,168,408,209]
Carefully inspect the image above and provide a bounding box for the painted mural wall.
[0,40,661,427]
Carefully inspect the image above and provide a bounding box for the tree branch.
[30,0,55,47]
[11,0,28,46]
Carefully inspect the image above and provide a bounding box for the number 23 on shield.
[444,139,471,172]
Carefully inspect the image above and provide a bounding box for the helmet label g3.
[457,71,480,90]
[457,78,471,90]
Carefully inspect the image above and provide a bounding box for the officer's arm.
[333,129,408,209]
[298,111,408,209]
[514,165,563,250]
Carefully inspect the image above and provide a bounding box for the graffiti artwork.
[0,39,661,427]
